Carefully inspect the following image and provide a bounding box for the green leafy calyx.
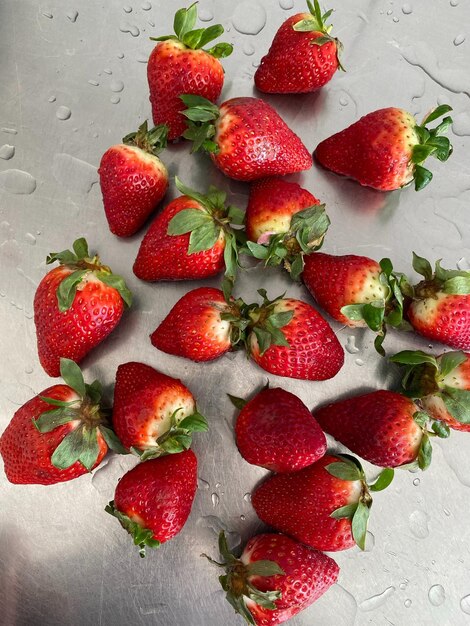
[180,94,220,154]
[122,120,168,156]
[244,290,294,357]
[411,252,470,300]
[293,0,344,70]
[105,501,161,557]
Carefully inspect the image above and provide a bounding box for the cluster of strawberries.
[1,2,469,625]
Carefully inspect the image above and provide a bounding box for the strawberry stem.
[122,120,168,156]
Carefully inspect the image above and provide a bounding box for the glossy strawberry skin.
[235,387,326,472]
[148,40,224,141]
[246,177,320,242]
[113,449,197,543]
[99,144,168,237]
[133,196,225,281]
[242,533,339,625]
[315,390,422,467]
[255,13,339,94]
[315,108,420,191]
[250,299,344,381]
[151,287,232,362]
[0,385,107,485]
[212,97,312,181]
[302,253,387,326]
[34,267,125,377]
[252,455,362,552]
[112,362,196,450]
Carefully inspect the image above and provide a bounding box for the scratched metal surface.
[1,0,470,624]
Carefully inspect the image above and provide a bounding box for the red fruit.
[106,449,197,556]
[208,532,339,625]
[0,359,120,485]
[255,1,342,94]
[112,361,207,457]
[406,253,470,350]
[315,105,453,191]
[252,454,392,552]
[233,387,326,472]
[148,4,232,141]
[181,95,312,181]
[245,178,329,280]
[133,178,243,283]
[34,238,132,377]
[99,122,169,237]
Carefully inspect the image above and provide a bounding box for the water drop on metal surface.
[428,584,446,606]
[232,2,267,35]
[42,11,53,19]
[393,16,400,22]
[117,52,125,58]
[197,477,210,490]
[110,80,125,92]
[402,4,413,14]
[243,42,255,56]
[359,586,396,611]
[24,365,33,374]
[56,106,72,120]
[103,68,112,75]
[399,580,409,590]
[409,510,430,538]
[453,34,466,46]
[339,96,349,106]
[345,335,360,353]
[199,8,213,22]
[48,95,56,102]
[404,599,412,608]
[279,0,294,9]
[66,10,79,22]
[88,79,99,86]
[413,477,420,486]
[141,2,152,10]
[120,23,140,36]
[243,492,251,503]
[0,170,36,195]
[2,128,18,135]
[450,0,459,6]
[461,594,470,615]
[355,358,365,366]
[123,5,133,13]
[0,145,15,160]
[24,233,36,245]
[211,493,220,507]
[364,531,375,552]
[110,96,121,104]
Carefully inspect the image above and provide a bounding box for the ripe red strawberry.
[148,4,232,141]
[205,531,339,625]
[391,349,470,432]
[252,454,394,552]
[98,121,169,237]
[245,178,329,280]
[315,105,453,191]
[34,238,132,377]
[133,177,243,285]
[181,95,312,181]
[230,387,326,472]
[247,290,344,381]
[302,252,409,354]
[406,253,470,350]
[112,361,208,458]
[315,389,451,470]
[255,0,343,94]
[105,449,197,556]
[0,359,124,485]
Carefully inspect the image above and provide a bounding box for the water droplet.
[24,233,36,245]
[48,95,56,103]
[461,594,470,615]
[457,257,470,269]
[56,106,71,120]
[148,19,155,27]
[450,0,459,6]
[197,477,210,490]
[413,477,420,486]
[66,9,79,22]
[123,5,133,12]
[355,358,365,366]
[339,96,349,106]
[402,4,413,13]
[110,95,121,104]
[345,335,360,354]
[0,145,15,160]
[141,1,151,9]
[409,510,430,538]
[110,79,124,92]
[136,54,148,63]
[387,9,393,15]
[364,531,375,552]
[232,2,267,35]
[0,170,36,195]
[428,584,446,606]
[2,128,17,135]
[199,8,213,22]
[117,52,125,59]
[211,493,220,507]
[88,79,99,86]
[243,41,255,56]
[453,34,466,46]
[240,515,246,521]
[393,16,400,22]
[103,68,112,75]
[359,586,396,612]
[404,599,412,608]
[399,580,409,590]
[443,508,451,517]
[24,365,33,374]
[279,0,294,8]
[243,492,251,503]
[42,11,53,19]
[0,290,5,298]
[120,22,140,37]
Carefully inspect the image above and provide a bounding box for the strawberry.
[105,449,197,556]
[34,238,132,377]
[112,361,208,459]
[147,3,232,141]
[314,104,453,191]
[133,177,243,287]
[315,389,451,470]
[204,531,339,625]
[302,253,410,354]
[391,349,470,432]
[405,252,470,350]
[180,95,312,181]
[244,178,330,280]
[98,121,169,237]
[255,0,343,94]
[230,387,326,472]
[0,359,124,485]
[252,454,394,552]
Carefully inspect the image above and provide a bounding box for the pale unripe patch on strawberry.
[144,395,196,447]
[409,292,446,324]
[117,144,168,177]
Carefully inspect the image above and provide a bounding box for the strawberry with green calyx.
[112,362,208,460]
[148,3,232,141]
[244,178,330,281]
[252,454,394,552]
[314,104,453,191]
[391,349,470,432]
[302,253,412,355]
[34,238,132,377]
[105,449,197,557]
[0,358,125,485]
[133,176,244,289]
[255,0,343,95]
[99,121,169,237]
[203,531,339,626]
[406,252,470,350]
[180,95,313,181]
[314,390,450,471]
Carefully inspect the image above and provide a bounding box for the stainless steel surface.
[1,1,470,624]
